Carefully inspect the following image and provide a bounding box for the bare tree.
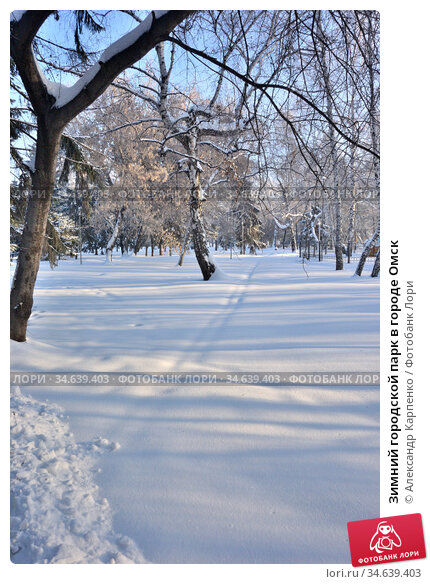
[133,12,276,279]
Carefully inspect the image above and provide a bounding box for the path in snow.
[11,251,379,563]
[10,388,146,564]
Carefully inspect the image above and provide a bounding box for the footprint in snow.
[86,289,107,296]
[88,437,120,453]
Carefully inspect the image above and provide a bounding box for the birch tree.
[134,12,275,279]
[354,12,380,276]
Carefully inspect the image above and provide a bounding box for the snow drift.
[10,387,146,564]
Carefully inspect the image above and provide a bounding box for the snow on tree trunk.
[291,224,297,252]
[355,222,380,276]
[105,205,126,263]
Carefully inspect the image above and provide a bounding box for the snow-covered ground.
[10,250,379,563]
[10,387,146,564]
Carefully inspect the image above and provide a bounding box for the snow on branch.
[99,11,168,63]
[139,138,216,168]
[272,212,304,230]
[40,12,172,110]
[10,11,27,22]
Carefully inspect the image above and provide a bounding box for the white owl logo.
[370,521,402,553]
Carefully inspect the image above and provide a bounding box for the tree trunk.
[189,164,215,280]
[334,193,343,270]
[316,13,343,270]
[105,204,126,262]
[272,223,278,249]
[291,225,296,252]
[317,223,322,261]
[355,223,380,276]
[178,220,192,267]
[371,250,380,278]
[347,200,356,264]
[282,229,287,249]
[10,126,62,342]
[133,225,144,256]
[120,234,126,256]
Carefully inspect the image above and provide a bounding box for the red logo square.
[347,514,426,567]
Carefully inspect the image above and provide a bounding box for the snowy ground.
[10,249,379,563]
[10,387,146,564]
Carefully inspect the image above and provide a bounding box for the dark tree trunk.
[334,193,343,270]
[191,215,215,279]
[133,225,145,256]
[335,243,343,270]
[347,200,356,264]
[189,165,215,280]
[371,250,380,278]
[10,126,62,341]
